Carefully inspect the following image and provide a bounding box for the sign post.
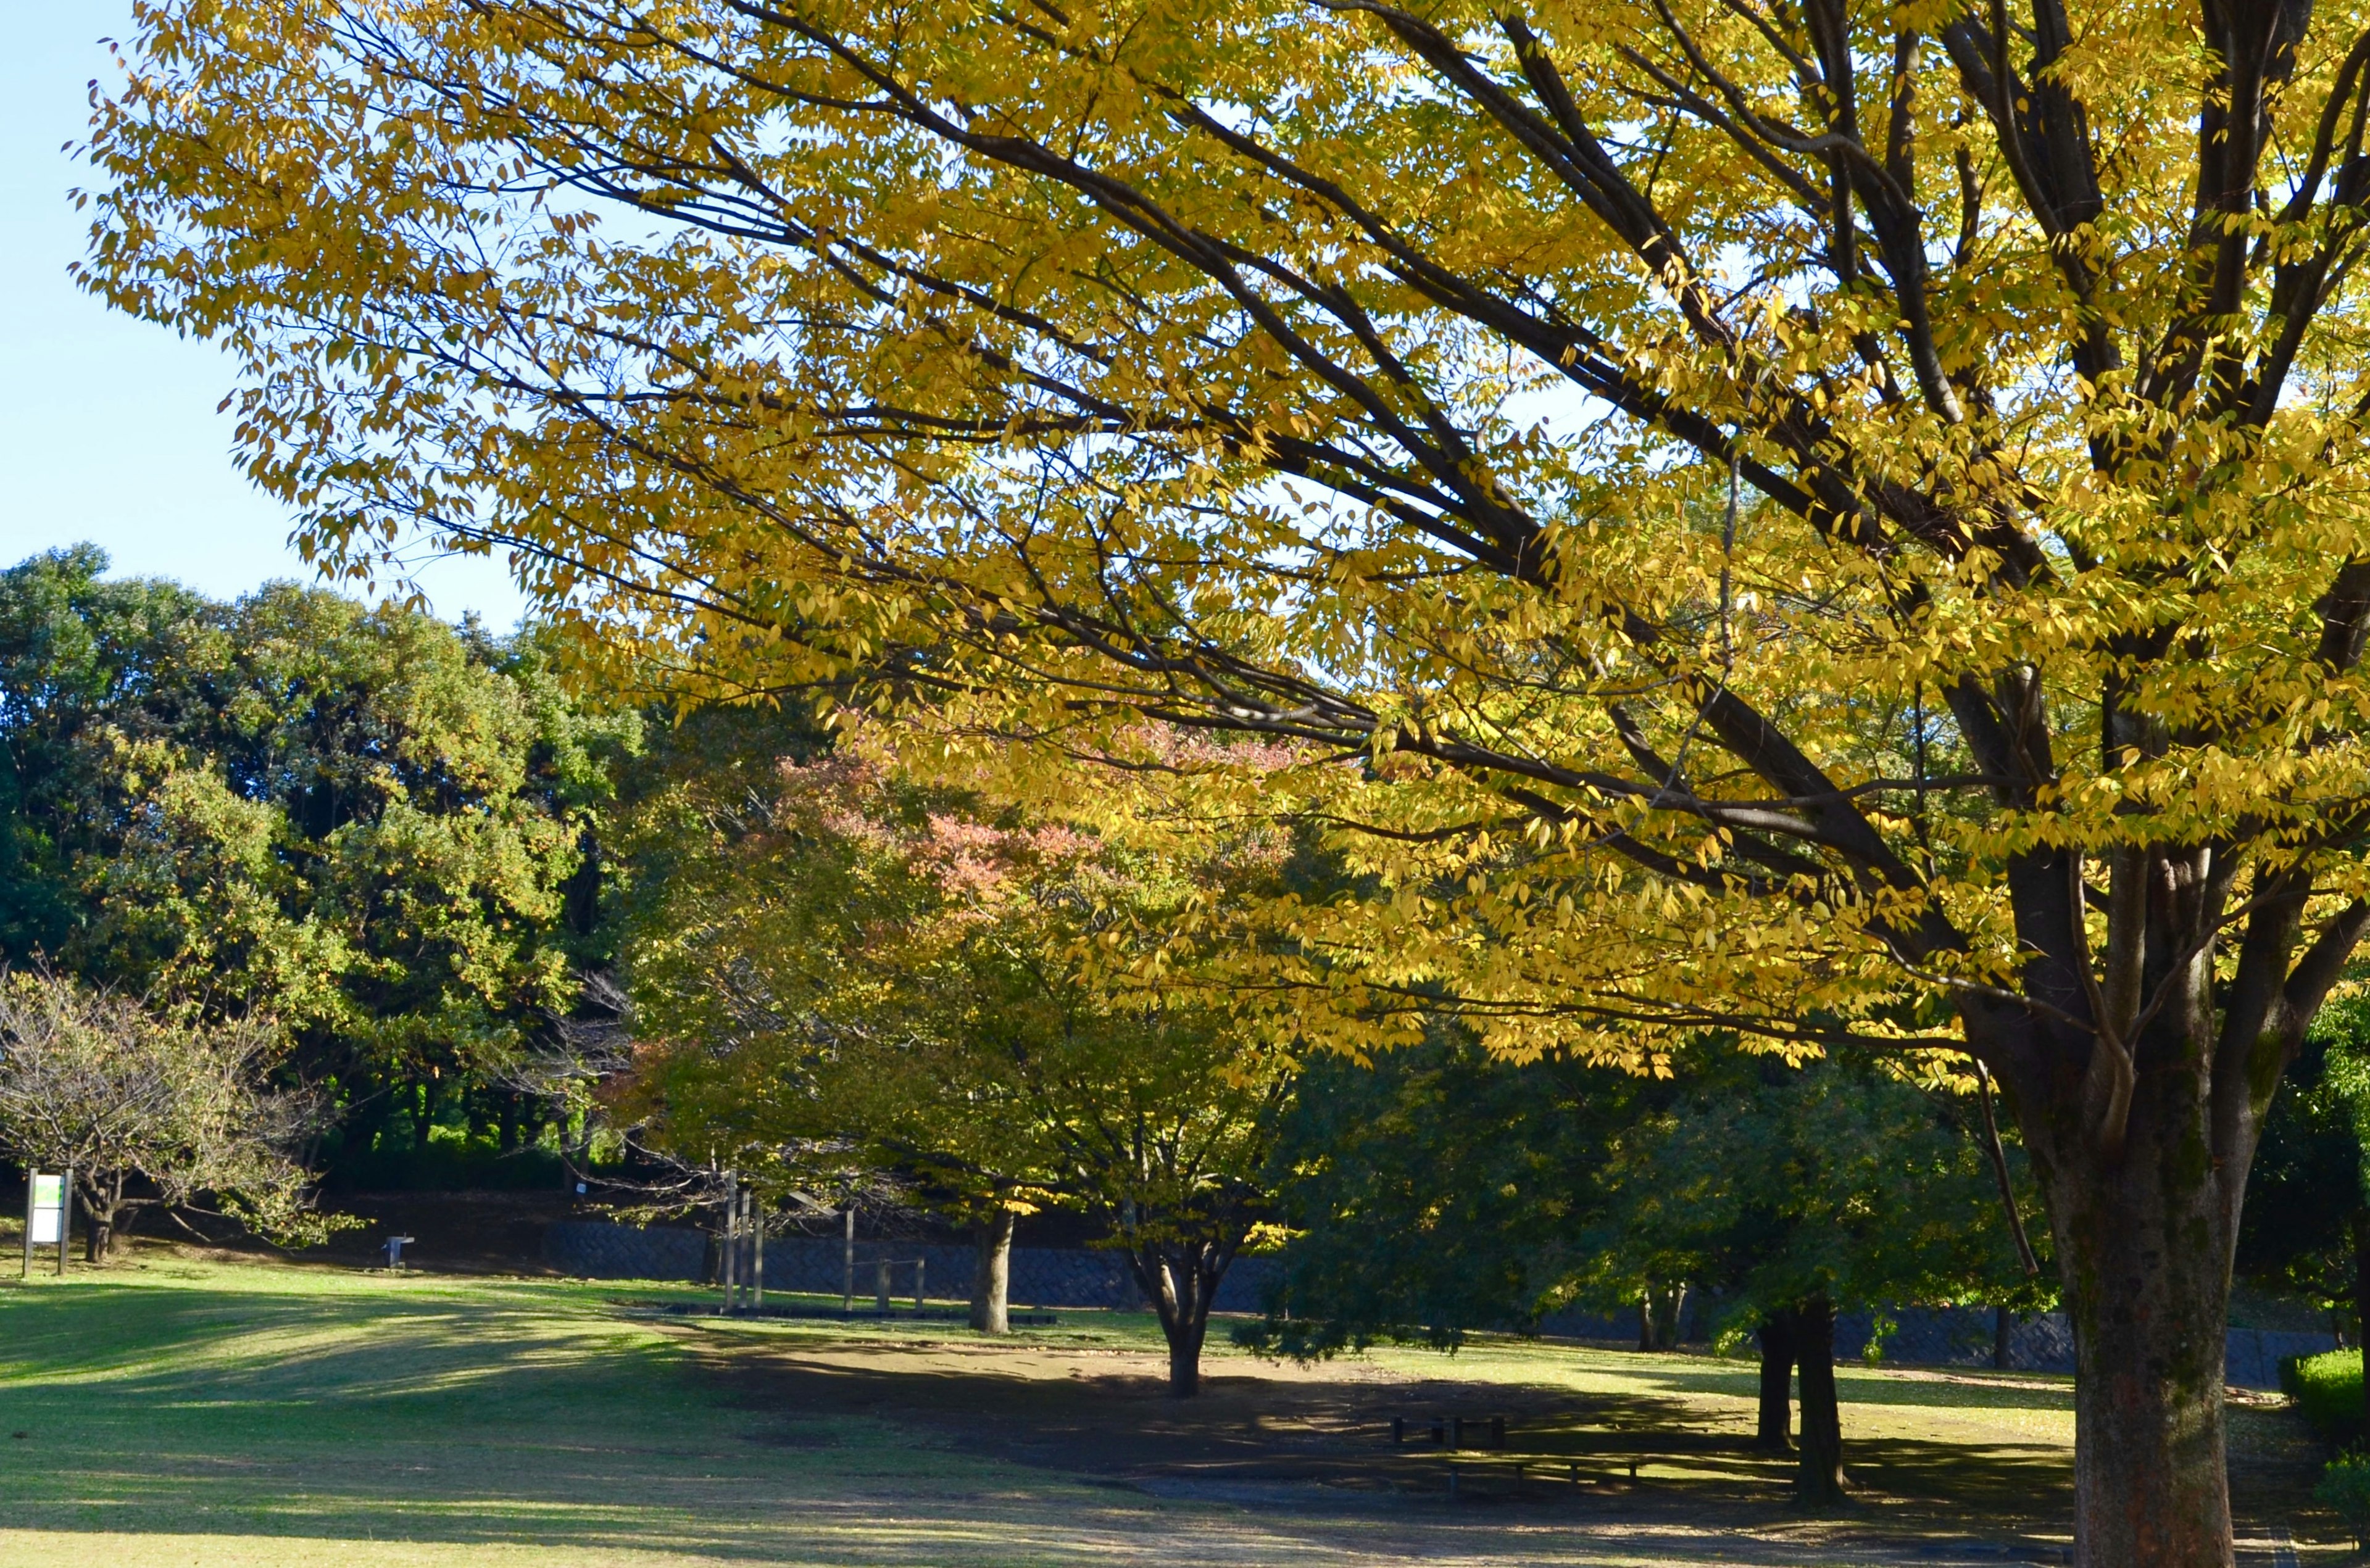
[23,1174,65,1280]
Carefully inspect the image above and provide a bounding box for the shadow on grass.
[0,1278,886,1561]
[701,1328,2077,1535]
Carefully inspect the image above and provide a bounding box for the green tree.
[0,547,214,958]
[1265,1043,2041,1505]
[0,548,641,1174]
[615,733,1293,1389]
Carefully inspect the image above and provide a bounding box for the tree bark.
[1638,1280,1684,1351]
[1126,1238,1229,1396]
[1786,1296,1845,1508]
[1755,1315,1794,1450]
[2021,1040,2235,1568]
[1166,1310,1210,1397]
[81,1169,125,1263]
[2355,1209,2370,1440]
[970,1208,1014,1334]
[1994,1306,2013,1371]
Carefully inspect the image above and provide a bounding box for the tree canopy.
[613,731,1295,1390]
[80,1,2370,1555]
[0,546,640,1180]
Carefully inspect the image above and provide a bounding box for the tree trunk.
[1638,1280,1683,1350]
[80,1170,127,1264]
[1755,1316,1794,1450]
[2354,1209,2370,1441]
[1126,1240,1228,1396]
[1787,1296,1845,1508]
[1167,1310,1210,1397]
[1651,1280,1687,1348]
[1994,1305,2014,1371]
[970,1209,1014,1334]
[2022,1048,2235,1568]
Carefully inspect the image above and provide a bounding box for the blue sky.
[0,6,531,628]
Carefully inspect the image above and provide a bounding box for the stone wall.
[539,1220,1275,1311]
[541,1221,2334,1387]
[1516,1296,2327,1389]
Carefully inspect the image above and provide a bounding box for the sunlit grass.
[0,1248,2217,1566]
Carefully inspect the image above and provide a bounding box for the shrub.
[2290,1350,2369,1447]
[2318,1451,2370,1550]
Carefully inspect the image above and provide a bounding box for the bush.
[2319,1451,2370,1549]
[2290,1349,2368,1446]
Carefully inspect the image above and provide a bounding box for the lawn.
[0,1251,2334,1566]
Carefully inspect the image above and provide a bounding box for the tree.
[1596,1056,2037,1506]
[82,2,2370,1554]
[0,547,212,960]
[0,970,341,1258]
[613,736,1294,1388]
[0,549,641,1176]
[1262,1041,2039,1506]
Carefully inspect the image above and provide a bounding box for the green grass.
[0,1256,1149,1567]
[0,1250,2302,1566]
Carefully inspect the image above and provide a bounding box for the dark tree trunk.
[1994,1306,2014,1371]
[1755,1316,1795,1450]
[2355,1209,2370,1438]
[1125,1238,1232,1396]
[80,1170,128,1263]
[1786,1296,1845,1508]
[970,1209,1014,1334]
[1994,985,2242,1568]
[1651,1280,1686,1348]
[2058,1171,2231,1567]
[1637,1280,1683,1350]
[1167,1311,1210,1396]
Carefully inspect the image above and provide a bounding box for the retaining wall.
[541,1221,2334,1387]
[540,1221,1274,1311]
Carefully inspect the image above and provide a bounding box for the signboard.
[26,1174,62,1247]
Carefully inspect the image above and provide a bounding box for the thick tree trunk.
[1993,1306,2013,1371]
[970,1209,1014,1334]
[1755,1316,1794,1450]
[1167,1313,1209,1397]
[2024,1047,2236,1568]
[1126,1239,1229,1396]
[1787,1296,1845,1508]
[1652,1280,1687,1348]
[1637,1280,1684,1350]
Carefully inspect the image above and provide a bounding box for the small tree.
[617,734,1294,1390]
[0,971,339,1258]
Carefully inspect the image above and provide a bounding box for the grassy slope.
[0,1260,1108,1567]
[0,1253,2314,1566]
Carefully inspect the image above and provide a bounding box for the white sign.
[27,1174,63,1247]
